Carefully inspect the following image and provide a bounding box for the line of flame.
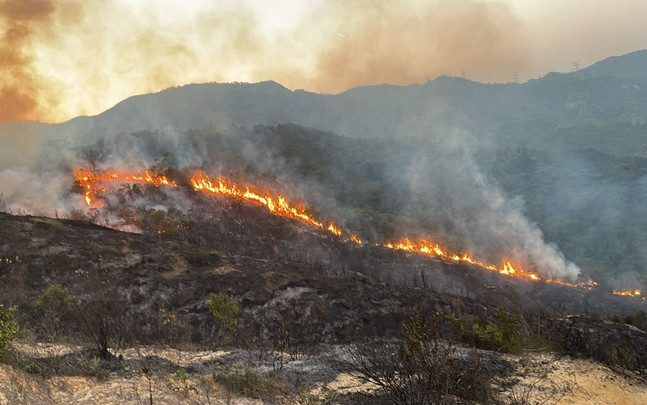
[383,237,543,282]
[74,169,610,293]
[613,289,643,298]
[190,173,344,237]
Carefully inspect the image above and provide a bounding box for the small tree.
[472,307,521,353]
[74,262,128,359]
[0,304,19,360]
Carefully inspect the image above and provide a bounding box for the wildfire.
[327,223,342,237]
[76,169,345,238]
[73,168,636,297]
[190,172,342,238]
[384,238,542,282]
[545,278,598,290]
[76,169,176,207]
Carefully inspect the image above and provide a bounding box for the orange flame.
[612,289,642,297]
[327,223,342,237]
[545,278,598,289]
[76,169,176,207]
[384,238,542,282]
[190,172,341,238]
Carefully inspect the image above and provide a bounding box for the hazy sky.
[1,0,645,124]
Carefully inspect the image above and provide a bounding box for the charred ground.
[1,192,647,374]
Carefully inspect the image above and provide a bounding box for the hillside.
[1,205,647,403]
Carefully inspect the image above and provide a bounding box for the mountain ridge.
[2,49,646,143]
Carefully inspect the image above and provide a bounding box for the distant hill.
[3,49,646,150]
[583,49,647,82]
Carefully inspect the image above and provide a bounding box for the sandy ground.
[501,353,647,405]
[1,342,646,404]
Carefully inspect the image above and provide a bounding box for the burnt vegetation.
[1,170,647,402]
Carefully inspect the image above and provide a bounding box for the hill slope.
[1,50,647,290]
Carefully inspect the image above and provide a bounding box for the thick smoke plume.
[278,0,527,93]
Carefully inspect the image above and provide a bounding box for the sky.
[0,0,645,124]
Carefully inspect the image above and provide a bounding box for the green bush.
[168,368,197,397]
[209,292,239,333]
[472,308,522,353]
[32,283,76,341]
[0,304,19,360]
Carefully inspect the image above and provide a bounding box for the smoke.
[0,0,267,124]
[0,122,299,218]
[0,166,84,214]
[272,0,528,93]
[0,0,58,123]
[519,0,647,76]
[395,103,580,280]
[2,0,635,283]
[0,97,582,282]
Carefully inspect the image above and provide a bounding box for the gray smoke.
[393,102,580,280]
[0,100,582,281]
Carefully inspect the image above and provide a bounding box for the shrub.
[343,313,493,405]
[73,263,129,359]
[0,304,19,360]
[168,367,197,398]
[471,308,522,353]
[297,387,338,405]
[214,365,287,402]
[209,292,239,333]
[624,310,647,332]
[32,283,76,341]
